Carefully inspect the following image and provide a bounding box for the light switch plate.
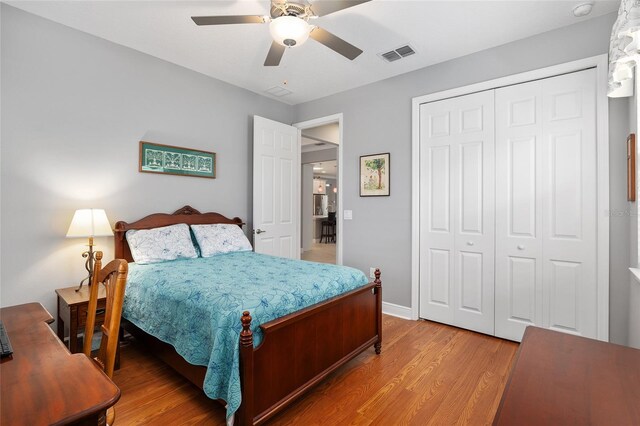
[344,210,353,220]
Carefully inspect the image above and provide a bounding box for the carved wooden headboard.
[114,205,244,262]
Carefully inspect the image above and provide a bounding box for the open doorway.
[295,116,342,265]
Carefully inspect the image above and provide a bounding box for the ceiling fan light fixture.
[269,16,310,47]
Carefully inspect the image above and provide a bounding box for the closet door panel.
[420,91,494,333]
[453,91,495,335]
[495,80,544,341]
[542,69,597,338]
[509,137,537,237]
[459,251,483,313]
[428,249,452,306]
[460,141,484,234]
[429,146,451,233]
[419,100,456,325]
[549,260,581,333]
[508,256,537,323]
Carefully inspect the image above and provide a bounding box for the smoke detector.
[573,2,594,17]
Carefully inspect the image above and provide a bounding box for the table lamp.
[66,209,113,292]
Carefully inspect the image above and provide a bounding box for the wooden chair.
[83,251,128,426]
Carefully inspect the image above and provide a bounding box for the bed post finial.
[238,311,254,425]
[374,269,382,355]
[240,311,253,347]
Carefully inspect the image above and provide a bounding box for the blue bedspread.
[122,251,369,420]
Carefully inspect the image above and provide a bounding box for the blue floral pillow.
[126,223,198,264]
[190,224,252,257]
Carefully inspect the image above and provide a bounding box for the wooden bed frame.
[114,206,382,425]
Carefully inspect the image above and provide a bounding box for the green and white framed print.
[139,141,216,179]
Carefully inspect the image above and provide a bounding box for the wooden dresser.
[494,326,640,425]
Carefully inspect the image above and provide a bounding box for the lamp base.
[75,238,96,292]
[75,274,91,292]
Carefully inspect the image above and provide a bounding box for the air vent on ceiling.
[379,44,416,63]
[265,86,292,97]
[381,51,402,62]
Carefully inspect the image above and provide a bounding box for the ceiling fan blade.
[309,27,363,60]
[191,15,264,26]
[308,0,371,17]
[264,42,286,66]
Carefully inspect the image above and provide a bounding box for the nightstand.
[55,285,120,367]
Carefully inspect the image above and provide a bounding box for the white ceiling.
[8,1,619,105]
[312,160,337,177]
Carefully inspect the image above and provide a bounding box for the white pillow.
[191,224,252,257]
[126,223,198,264]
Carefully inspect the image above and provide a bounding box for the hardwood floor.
[301,242,336,264]
[113,316,518,425]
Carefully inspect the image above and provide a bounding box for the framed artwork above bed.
[139,141,216,179]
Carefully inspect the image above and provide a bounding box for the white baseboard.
[382,302,412,320]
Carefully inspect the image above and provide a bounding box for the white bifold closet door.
[419,90,495,335]
[494,69,597,341]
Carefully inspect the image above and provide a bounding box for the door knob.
[517,245,525,250]
[254,229,266,234]
[467,241,474,246]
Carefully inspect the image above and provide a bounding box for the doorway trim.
[294,113,344,265]
[411,54,610,341]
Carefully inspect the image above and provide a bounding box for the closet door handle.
[517,245,525,250]
[466,241,474,246]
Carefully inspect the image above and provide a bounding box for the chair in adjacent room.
[83,251,128,426]
[320,212,337,243]
[328,211,336,242]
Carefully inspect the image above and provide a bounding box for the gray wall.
[294,12,632,344]
[609,88,632,345]
[628,85,640,349]
[0,5,293,316]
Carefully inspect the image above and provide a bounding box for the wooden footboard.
[237,270,382,426]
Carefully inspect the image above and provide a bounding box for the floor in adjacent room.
[301,242,336,264]
[113,315,518,425]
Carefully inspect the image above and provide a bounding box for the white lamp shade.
[66,209,113,238]
[269,16,310,47]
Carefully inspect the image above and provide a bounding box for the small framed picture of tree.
[360,153,390,197]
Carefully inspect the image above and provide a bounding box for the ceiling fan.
[192,1,371,66]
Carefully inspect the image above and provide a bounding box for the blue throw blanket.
[122,251,369,420]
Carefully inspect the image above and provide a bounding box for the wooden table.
[0,303,120,425]
[56,285,107,353]
[494,326,640,425]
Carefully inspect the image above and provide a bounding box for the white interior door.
[495,69,597,341]
[253,115,300,258]
[419,90,495,335]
